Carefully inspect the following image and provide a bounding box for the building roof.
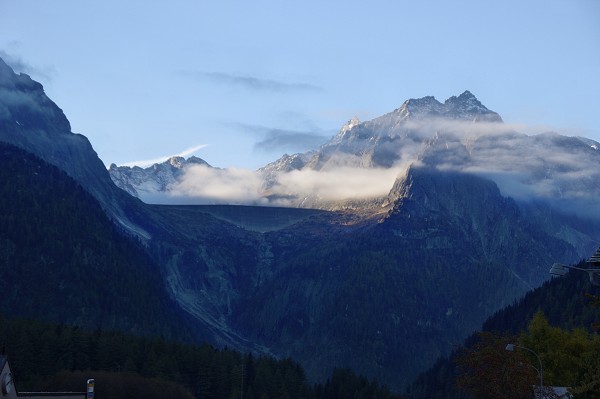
[587,247,600,265]
[534,386,572,399]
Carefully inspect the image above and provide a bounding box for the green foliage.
[519,312,600,398]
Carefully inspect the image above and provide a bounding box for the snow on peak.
[168,156,186,168]
[343,116,360,131]
[109,154,213,199]
[334,117,362,140]
[348,116,360,126]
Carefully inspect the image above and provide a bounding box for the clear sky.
[1,0,599,169]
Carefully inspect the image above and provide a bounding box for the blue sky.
[1,0,599,169]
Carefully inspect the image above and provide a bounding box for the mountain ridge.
[109,155,211,198]
[2,56,600,391]
[109,90,600,218]
[0,57,150,238]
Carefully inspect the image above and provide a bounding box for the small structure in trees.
[0,356,86,399]
[550,247,600,285]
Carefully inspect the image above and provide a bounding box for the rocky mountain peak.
[0,57,14,77]
[167,156,186,168]
[109,155,213,200]
[455,89,477,101]
[0,57,71,132]
[390,91,501,123]
[187,155,210,166]
[444,90,481,111]
[346,116,360,130]
[404,95,444,111]
[333,116,362,142]
[443,90,502,122]
[390,96,443,122]
[161,155,211,169]
[133,155,212,172]
[0,55,147,238]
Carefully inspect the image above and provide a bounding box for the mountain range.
[110,90,600,218]
[1,56,599,391]
[109,156,211,200]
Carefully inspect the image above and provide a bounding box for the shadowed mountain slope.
[2,56,600,391]
[0,142,200,341]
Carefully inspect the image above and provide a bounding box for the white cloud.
[156,162,402,206]
[168,164,268,205]
[271,167,402,202]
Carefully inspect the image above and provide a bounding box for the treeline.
[406,263,600,398]
[0,315,403,399]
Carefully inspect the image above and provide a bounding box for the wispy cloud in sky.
[178,70,322,93]
[254,129,328,153]
[120,143,208,168]
[232,122,331,153]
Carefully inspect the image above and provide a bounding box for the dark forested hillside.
[0,142,197,340]
[0,315,402,399]
[406,262,600,399]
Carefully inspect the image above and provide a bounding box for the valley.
[1,55,599,392]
